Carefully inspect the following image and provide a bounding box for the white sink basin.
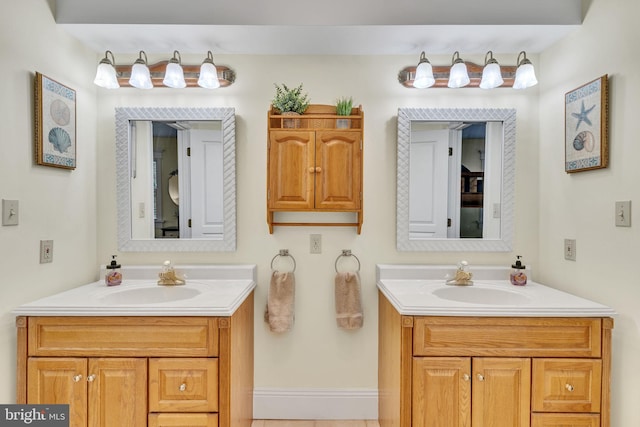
[433,285,531,305]
[99,286,201,305]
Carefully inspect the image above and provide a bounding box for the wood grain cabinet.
[16,293,253,427]
[267,104,364,233]
[379,294,614,427]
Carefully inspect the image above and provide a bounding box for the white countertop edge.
[377,282,616,318]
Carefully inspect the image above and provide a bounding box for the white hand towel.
[335,271,363,330]
[264,270,295,333]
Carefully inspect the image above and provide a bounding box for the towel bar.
[271,249,296,272]
[335,249,361,273]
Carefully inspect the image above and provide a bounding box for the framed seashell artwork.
[565,75,609,173]
[35,72,76,169]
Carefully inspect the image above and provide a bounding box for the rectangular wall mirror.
[116,107,236,252]
[397,108,516,252]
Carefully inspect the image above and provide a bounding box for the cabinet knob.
[315,167,322,173]
[565,383,574,392]
[462,374,470,381]
[476,374,485,381]
[179,383,187,392]
[73,375,83,383]
[309,167,315,173]
[87,374,96,382]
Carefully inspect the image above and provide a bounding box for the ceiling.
[56,0,584,55]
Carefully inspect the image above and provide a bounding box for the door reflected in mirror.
[397,108,516,252]
[116,107,236,252]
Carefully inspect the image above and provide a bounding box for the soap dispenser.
[105,255,122,286]
[510,255,527,286]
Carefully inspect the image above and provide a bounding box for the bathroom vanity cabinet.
[267,104,364,233]
[16,293,254,427]
[379,294,613,427]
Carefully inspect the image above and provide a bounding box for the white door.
[189,128,224,239]
[409,129,450,238]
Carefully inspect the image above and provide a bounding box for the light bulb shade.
[513,63,538,89]
[198,62,220,89]
[163,62,186,88]
[413,61,435,89]
[480,62,504,89]
[129,63,153,89]
[448,62,470,88]
[94,51,119,89]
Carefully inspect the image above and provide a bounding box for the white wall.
[538,0,640,424]
[94,54,540,397]
[0,0,99,403]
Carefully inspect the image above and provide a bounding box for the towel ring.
[335,249,361,273]
[271,249,296,272]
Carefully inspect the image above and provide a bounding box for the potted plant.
[272,83,310,128]
[335,96,353,128]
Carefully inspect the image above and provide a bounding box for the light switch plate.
[615,200,631,227]
[40,240,53,263]
[310,234,322,254]
[564,239,576,261]
[2,199,19,226]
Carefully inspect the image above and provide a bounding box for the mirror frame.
[115,107,236,252]
[397,107,516,252]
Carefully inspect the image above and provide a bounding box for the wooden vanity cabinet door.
[148,413,218,427]
[412,357,471,427]
[531,413,600,427]
[472,358,531,427]
[27,358,88,427]
[268,130,315,210]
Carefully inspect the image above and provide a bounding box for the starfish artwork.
[571,100,596,131]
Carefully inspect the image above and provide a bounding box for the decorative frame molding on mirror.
[397,107,516,252]
[115,107,236,252]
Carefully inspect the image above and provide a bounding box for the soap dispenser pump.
[105,255,122,286]
[510,255,527,286]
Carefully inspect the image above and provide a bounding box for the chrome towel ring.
[335,249,361,273]
[271,249,296,272]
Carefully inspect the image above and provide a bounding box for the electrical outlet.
[310,234,322,254]
[564,238,576,261]
[40,240,53,264]
[615,200,631,227]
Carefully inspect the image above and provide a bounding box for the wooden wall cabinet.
[16,293,254,427]
[379,293,614,427]
[267,104,364,233]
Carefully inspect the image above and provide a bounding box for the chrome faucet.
[445,260,474,286]
[157,260,186,286]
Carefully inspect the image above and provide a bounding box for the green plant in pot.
[335,96,353,128]
[272,83,310,127]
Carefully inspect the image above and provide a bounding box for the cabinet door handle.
[462,374,470,381]
[476,373,485,381]
[73,375,83,383]
[315,167,322,173]
[308,167,315,173]
[565,383,574,392]
[179,383,187,392]
[87,374,96,382]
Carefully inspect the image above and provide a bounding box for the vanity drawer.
[149,358,218,412]
[28,317,219,357]
[532,359,601,413]
[413,317,602,357]
[148,413,218,427]
[531,413,600,427]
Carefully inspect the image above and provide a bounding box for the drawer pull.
[565,383,574,392]
[476,374,485,382]
[73,375,83,383]
[87,374,96,382]
[462,374,470,381]
[179,383,187,392]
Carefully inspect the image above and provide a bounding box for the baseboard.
[253,388,378,420]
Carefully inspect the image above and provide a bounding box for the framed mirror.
[397,108,516,251]
[116,107,236,252]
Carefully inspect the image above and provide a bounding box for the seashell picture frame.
[565,75,609,173]
[35,72,77,169]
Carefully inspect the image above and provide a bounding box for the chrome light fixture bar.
[399,51,536,89]
[94,50,236,89]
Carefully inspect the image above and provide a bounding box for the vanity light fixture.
[129,51,153,89]
[93,50,120,89]
[197,51,221,89]
[513,51,538,89]
[412,52,435,89]
[448,51,470,88]
[163,50,186,88]
[479,51,504,89]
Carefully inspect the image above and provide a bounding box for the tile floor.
[251,421,379,427]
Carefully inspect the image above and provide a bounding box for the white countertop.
[377,264,616,317]
[13,264,257,317]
